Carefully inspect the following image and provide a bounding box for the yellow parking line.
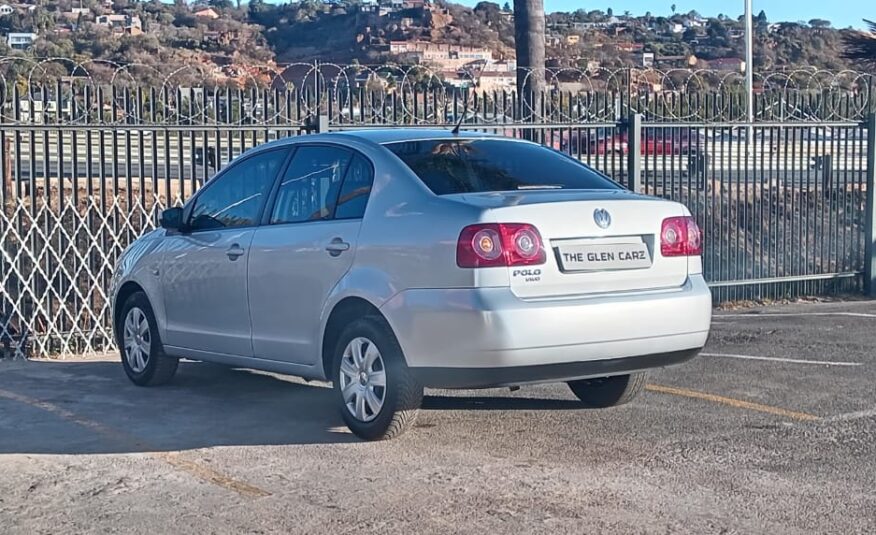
[154,452,270,498]
[0,387,271,498]
[645,384,821,422]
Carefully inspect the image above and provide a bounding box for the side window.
[334,154,374,220]
[271,146,352,224]
[188,149,288,230]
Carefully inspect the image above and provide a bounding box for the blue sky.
[473,0,872,29]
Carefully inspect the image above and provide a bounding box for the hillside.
[0,0,869,87]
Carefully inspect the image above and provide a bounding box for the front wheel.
[332,316,423,440]
[567,372,646,408]
[118,292,178,386]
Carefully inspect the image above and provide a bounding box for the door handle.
[325,238,350,257]
[226,244,245,261]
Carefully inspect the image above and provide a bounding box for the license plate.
[557,242,652,272]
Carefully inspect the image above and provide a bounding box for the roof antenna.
[451,73,479,135]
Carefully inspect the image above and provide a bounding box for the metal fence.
[1,69,875,358]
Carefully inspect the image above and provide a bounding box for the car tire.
[567,372,646,408]
[332,315,423,441]
[118,292,178,387]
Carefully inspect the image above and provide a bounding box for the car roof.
[245,128,515,157]
[333,128,501,145]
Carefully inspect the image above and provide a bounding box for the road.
[5,156,868,186]
[0,299,874,534]
[2,133,868,184]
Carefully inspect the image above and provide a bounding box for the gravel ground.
[1,300,874,534]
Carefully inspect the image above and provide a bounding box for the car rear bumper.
[411,348,700,388]
[379,275,712,388]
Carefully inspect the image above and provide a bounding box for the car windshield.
[384,139,619,195]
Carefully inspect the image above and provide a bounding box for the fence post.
[627,113,642,192]
[820,154,833,195]
[317,114,329,133]
[2,137,10,201]
[304,114,330,134]
[865,113,876,297]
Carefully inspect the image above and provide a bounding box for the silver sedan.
[111,129,712,440]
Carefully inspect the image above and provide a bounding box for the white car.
[111,129,712,440]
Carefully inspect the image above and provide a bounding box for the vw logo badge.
[593,208,612,229]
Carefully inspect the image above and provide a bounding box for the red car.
[560,129,698,156]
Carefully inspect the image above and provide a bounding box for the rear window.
[384,139,619,195]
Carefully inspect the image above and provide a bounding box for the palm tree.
[843,20,876,67]
[513,0,546,118]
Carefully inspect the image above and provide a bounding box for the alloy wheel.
[123,307,151,373]
[338,337,387,422]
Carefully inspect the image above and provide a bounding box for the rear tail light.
[457,223,546,268]
[661,216,702,257]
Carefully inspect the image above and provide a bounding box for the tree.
[671,4,676,15]
[843,19,876,67]
[502,2,510,11]
[755,10,769,33]
[513,0,545,117]
[809,19,832,29]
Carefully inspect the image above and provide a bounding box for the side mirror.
[160,207,184,231]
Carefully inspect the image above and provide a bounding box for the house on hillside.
[475,71,516,92]
[194,7,220,20]
[6,32,37,50]
[682,17,705,29]
[61,6,92,22]
[565,34,580,45]
[571,18,619,31]
[388,41,494,70]
[96,14,143,36]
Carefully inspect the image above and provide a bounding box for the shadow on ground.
[0,359,585,455]
[0,360,354,454]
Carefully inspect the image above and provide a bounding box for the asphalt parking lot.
[1,300,874,534]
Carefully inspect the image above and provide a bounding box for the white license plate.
[557,242,652,272]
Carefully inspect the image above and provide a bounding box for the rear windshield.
[384,139,619,195]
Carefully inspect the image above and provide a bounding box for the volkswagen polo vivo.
[111,129,712,440]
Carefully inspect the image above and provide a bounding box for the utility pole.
[513,0,546,121]
[744,0,754,151]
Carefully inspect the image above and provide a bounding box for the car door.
[161,148,290,356]
[248,146,375,365]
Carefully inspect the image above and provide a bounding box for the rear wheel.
[567,372,646,408]
[332,316,423,440]
[118,292,178,386]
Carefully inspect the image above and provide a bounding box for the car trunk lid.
[450,190,690,298]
